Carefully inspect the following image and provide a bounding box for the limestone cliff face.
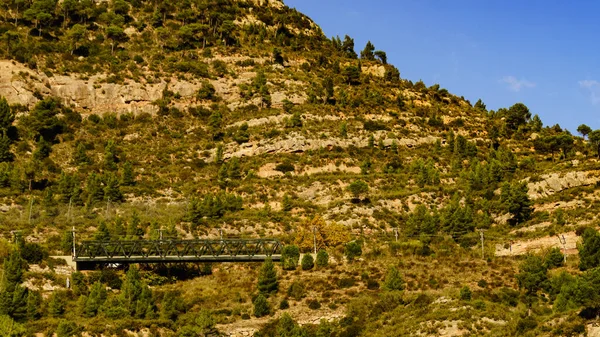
[0,60,170,114]
[0,60,306,115]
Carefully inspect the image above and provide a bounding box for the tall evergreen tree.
[341,35,356,58]
[85,173,104,205]
[501,181,532,226]
[84,282,107,317]
[120,266,150,317]
[25,291,42,320]
[73,142,90,165]
[384,267,405,291]
[104,140,118,170]
[121,161,135,186]
[0,132,13,163]
[48,291,67,317]
[103,172,123,202]
[257,258,278,296]
[0,97,14,133]
[32,137,52,160]
[374,50,387,64]
[577,124,592,139]
[0,249,27,319]
[360,41,375,60]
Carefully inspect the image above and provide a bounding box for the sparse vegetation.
[0,0,596,335]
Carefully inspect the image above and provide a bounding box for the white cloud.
[579,80,600,105]
[501,76,536,92]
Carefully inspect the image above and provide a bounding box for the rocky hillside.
[1,0,600,336]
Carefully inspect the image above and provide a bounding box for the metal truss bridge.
[73,238,282,270]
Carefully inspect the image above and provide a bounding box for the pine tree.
[26,291,42,320]
[233,123,250,144]
[121,161,135,186]
[228,157,241,180]
[33,137,52,161]
[215,143,224,163]
[253,294,270,317]
[94,222,110,241]
[360,41,375,60]
[71,272,87,296]
[257,258,278,296]
[73,142,90,165]
[121,266,144,315]
[126,212,143,239]
[374,50,387,64]
[103,172,123,202]
[341,35,357,58]
[281,245,299,270]
[301,254,314,270]
[1,250,24,293]
[57,172,75,203]
[48,291,67,317]
[0,97,14,133]
[384,267,404,291]
[0,249,27,319]
[0,132,13,163]
[0,315,25,337]
[85,173,104,205]
[84,282,107,317]
[104,140,118,170]
[282,194,292,212]
[316,250,329,268]
[501,181,532,226]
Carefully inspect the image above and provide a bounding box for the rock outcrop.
[526,170,600,200]
[0,60,306,115]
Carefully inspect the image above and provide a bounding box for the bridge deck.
[73,238,282,270]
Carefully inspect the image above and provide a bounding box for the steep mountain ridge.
[0,0,599,336]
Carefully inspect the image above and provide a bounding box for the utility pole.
[106,198,111,218]
[158,228,164,241]
[72,226,76,259]
[478,229,486,260]
[312,226,317,255]
[559,235,567,264]
[393,227,399,242]
[219,228,223,241]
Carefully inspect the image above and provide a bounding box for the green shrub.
[20,242,48,264]
[316,250,329,268]
[56,320,80,337]
[281,245,299,270]
[366,279,379,290]
[345,241,362,262]
[275,162,295,174]
[477,279,488,288]
[87,114,101,124]
[459,286,472,301]
[301,254,314,270]
[287,281,306,300]
[307,299,321,310]
[338,277,355,288]
[516,316,538,334]
[253,294,270,317]
[279,298,289,310]
[383,267,404,291]
[545,247,564,269]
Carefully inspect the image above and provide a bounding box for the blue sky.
[285,0,600,132]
